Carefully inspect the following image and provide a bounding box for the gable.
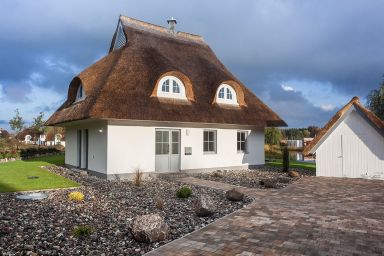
[304,97,384,155]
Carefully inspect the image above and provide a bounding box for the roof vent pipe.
[167,17,177,34]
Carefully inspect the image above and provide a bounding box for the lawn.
[0,155,79,193]
[266,160,316,171]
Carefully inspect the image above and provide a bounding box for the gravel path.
[191,167,314,189]
[0,166,252,255]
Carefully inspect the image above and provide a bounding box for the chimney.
[167,17,177,34]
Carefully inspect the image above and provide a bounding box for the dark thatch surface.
[303,96,384,155]
[46,16,286,127]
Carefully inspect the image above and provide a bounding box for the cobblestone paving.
[146,177,384,256]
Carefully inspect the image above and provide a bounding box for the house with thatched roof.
[304,97,384,179]
[46,15,286,179]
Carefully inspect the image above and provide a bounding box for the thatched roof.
[46,16,286,127]
[303,96,384,155]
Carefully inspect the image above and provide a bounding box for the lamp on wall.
[98,129,103,133]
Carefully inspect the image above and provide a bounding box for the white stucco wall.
[65,128,77,166]
[64,121,108,174]
[107,121,265,175]
[316,109,384,178]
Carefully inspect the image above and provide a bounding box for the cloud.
[320,104,336,112]
[281,84,294,92]
[0,0,383,128]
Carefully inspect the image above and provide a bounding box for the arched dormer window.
[75,84,85,102]
[157,76,187,100]
[216,84,238,105]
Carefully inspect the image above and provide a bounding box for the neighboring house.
[46,16,286,179]
[16,128,39,144]
[304,97,384,179]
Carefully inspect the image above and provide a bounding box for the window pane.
[241,132,245,141]
[173,80,180,93]
[204,142,208,152]
[218,88,224,98]
[172,142,179,154]
[226,88,232,99]
[156,143,162,154]
[163,131,169,142]
[209,142,214,152]
[241,142,246,151]
[237,141,241,151]
[208,131,214,141]
[204,131,208,141]
[156,131,162,142]
[162,79,170,92]
[172,131,179,142]
[237,132,240,141]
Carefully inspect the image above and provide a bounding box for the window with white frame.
[203,130,217,153]
[75,84,85,102]
[157,76,187,99]
[237,131,248,152]
[216,84,238,105]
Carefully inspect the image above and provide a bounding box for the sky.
[0,0,383,130]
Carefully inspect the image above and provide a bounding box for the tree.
[31,112,46,136]
[265,127,282,161]
[307,126,321,138]
[302,129,311,138]
[366,80,384,121]
[9,109,25,133]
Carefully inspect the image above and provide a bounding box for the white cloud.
[0,83,64,128]
[281,84,294,91]
[43,56,81,74]
[30,72,45,83]
[0,83,3,99]
[320,104,336,112]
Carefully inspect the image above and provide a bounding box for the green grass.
[266,160,316,171]
[0,155,79,193]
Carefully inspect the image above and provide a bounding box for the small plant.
[68,191,85,202]
[282,146,290,172]
[72,225,92,238]
[133,168,143,187]
[155,197,164,210]
[176,186,192,198]
[212,170,223,178]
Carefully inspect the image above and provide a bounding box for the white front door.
[155,129,180,172]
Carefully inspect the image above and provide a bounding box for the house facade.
[46,16,286,179]
[304,97,384,179]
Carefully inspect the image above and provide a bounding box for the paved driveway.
[147,177,384,255]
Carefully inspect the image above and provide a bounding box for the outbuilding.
[304,97,384,179]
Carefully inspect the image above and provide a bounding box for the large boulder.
[259,178,278,188]
[131,214,169,243]
[288,170,300,178]
[193,195,216,217]
[225,188,244,201]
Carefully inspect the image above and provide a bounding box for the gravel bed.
[0,166,252,255]
[191,166,314,189]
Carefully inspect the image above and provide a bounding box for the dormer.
[216,84,238,105]
[112,20,127,51]
[157,76,187,100]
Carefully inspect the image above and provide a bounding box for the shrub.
[155,197,164,210]
[212,170,223,178]
[68,191,85,202]
[72,225,92,238]
[282,146,290,172]
[19,147,61,158]
[133,168,143,187]
[176,186,192,198]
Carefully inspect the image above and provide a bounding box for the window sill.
[203,151,217,155]
[237,151,249,154]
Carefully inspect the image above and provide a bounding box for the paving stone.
[146,177,384,256]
